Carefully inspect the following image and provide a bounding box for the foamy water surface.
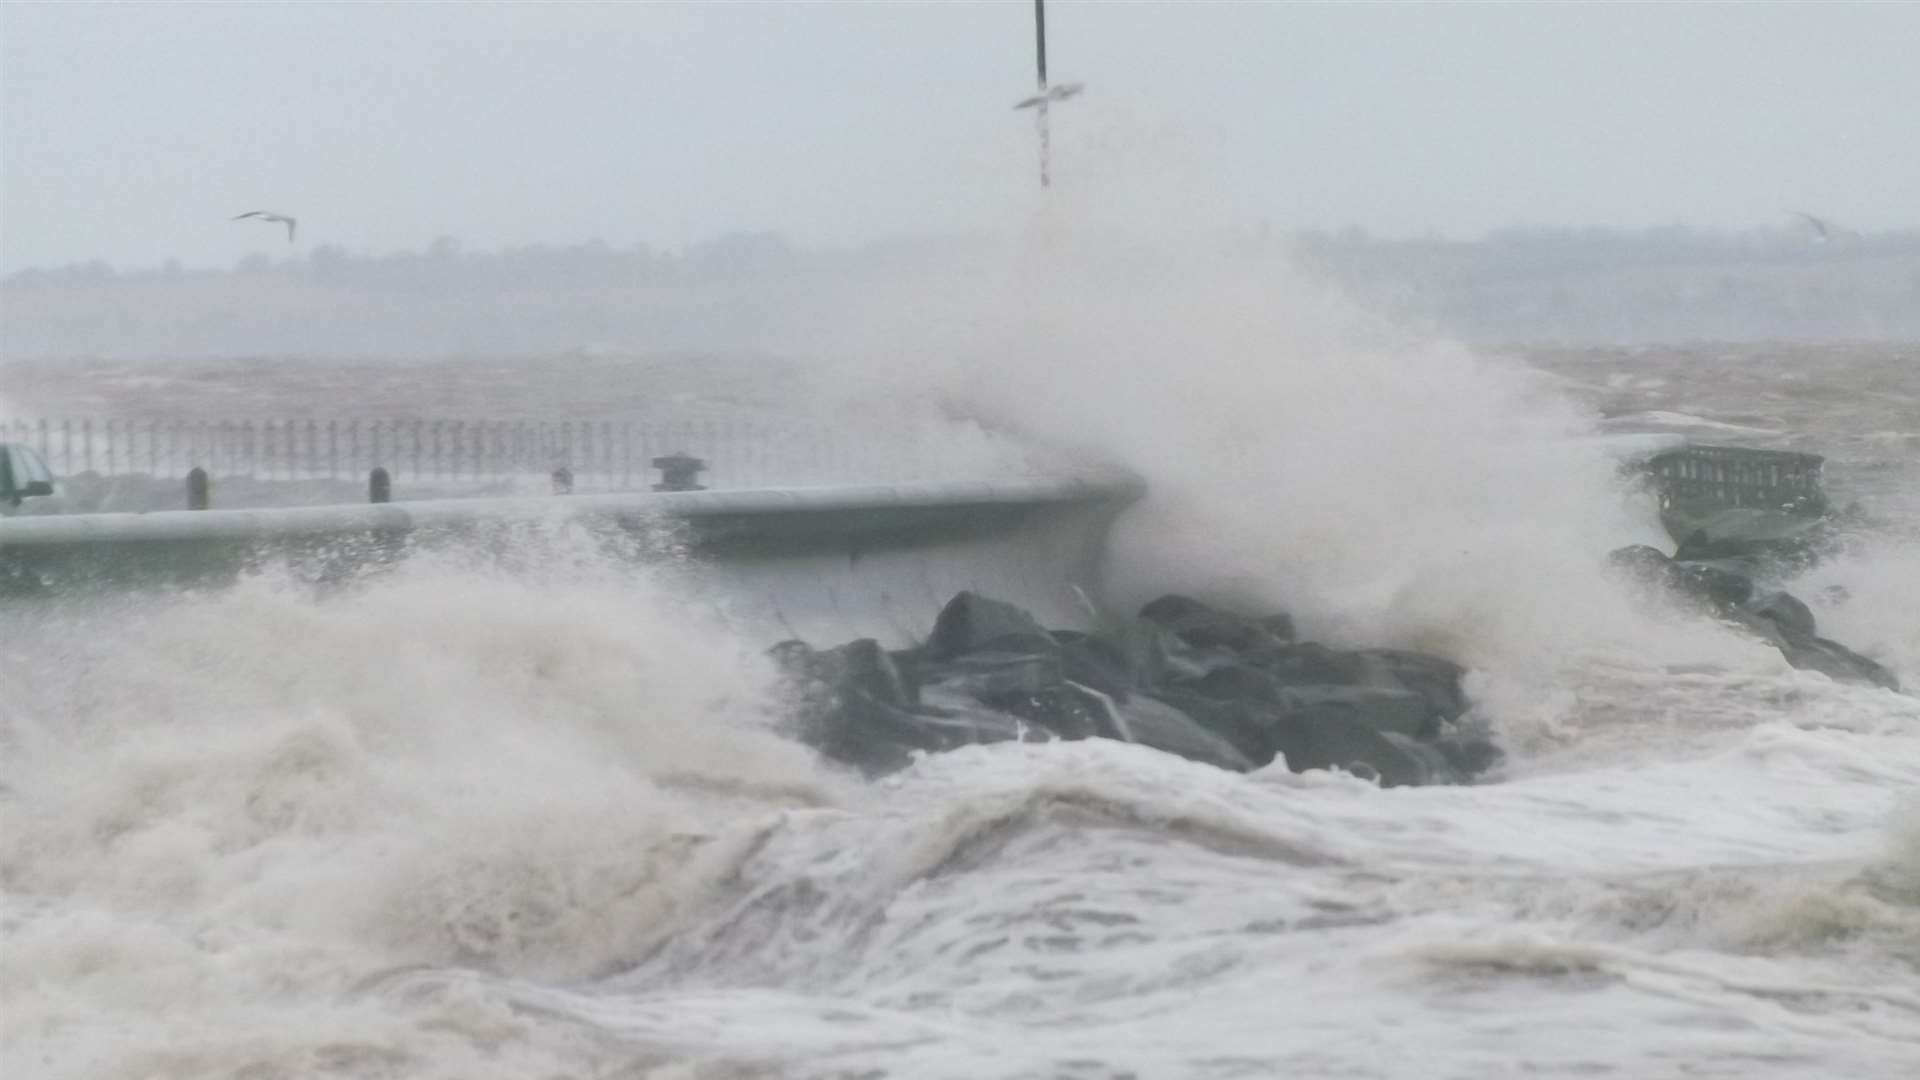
[4,328,1918,1077]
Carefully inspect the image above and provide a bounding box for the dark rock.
[1050,630,1137,700]
[1668,559,1755,611]
[926,592,1053,660]
[1152,683,1441,784]
[795,690,1006,777]
[1108,694,1254,772]
[774,590,1491,786]
[773,638,916,708]
[774,638,1028,775]
[1253,641,1373,686]
[1609,544,1758,613]
[1267,711,1431,788]
[1142,627,1243,683]
[1432,731,1505,777]
[1147,689,1280,765]
[981,685,1111,741]
[922,650,1064,700]
[1275,684,1431,739]
[1177,662,1287,705]
[812,697,1025,777]
[1353,649,1470,728]
[1745,590,1817,641]
[1258,613,1297,642]
[1167,645,1463,748]
[918,643,1115,742]
[1778,636,1901,691]
[1139,594,1288,653]
[1608,548,1897,693]
[1607,544,1675,581]
[1380,732,1462,786]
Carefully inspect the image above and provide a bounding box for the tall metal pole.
[1035,0,1051,188]
[1035,0,1048,87]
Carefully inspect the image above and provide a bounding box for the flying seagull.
[1786,210,1831,243]
[1014,82,1083,110]
[232,210,297,243]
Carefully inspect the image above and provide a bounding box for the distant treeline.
[3,231,983,290]
[11,225,1919,291]
[6,226,1918,348]
[1297,223,1920,271]
[1287,226,1920,344]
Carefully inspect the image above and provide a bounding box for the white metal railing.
[0,415,1031,493]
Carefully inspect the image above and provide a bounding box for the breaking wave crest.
[0,536,836,1078]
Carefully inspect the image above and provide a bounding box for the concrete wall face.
[0,477,1142,647]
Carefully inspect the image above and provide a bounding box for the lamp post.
[1014,0,1082,188]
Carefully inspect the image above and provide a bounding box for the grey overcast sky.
[2,1,1916,272]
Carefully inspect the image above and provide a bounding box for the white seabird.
[232,210,298,243]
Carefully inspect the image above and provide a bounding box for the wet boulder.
[1354,649,1471,730]
[777,591,1494,785]
[1608,547,1899,692]
[1608,543,1676,583]
[1108,694,1254,772]
[921,649,1062,701]
[1608,544,1755,612]
[773,639,1013,776]
[1266,711,1438,789]
[1049,630,1137,700]
[926,591,1054,660]
[1432,728,1506,777]
[1669,559,1755,611]
[771,638,915,708]
[1146,689,1280,765]
[1140,594,1292,653]
[1251,641,1376,687]
[918,647,1116,742]
[1275,684,1432,740]
[1175,662,1288,706]
[1778,636,1901,691]
[1745,590,1818,641]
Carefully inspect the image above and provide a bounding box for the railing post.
[651,451,707,492]
[187,467,210,510]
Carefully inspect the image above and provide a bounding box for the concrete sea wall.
[0,475,1146,647]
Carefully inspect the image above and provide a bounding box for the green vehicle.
[0,442,56,512]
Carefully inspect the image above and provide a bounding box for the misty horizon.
[10,218,1920,281]
[6,3,1919,273]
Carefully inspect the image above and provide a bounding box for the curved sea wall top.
[0,473,1146,648]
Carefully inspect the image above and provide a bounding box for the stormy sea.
[3,249,1917,1079]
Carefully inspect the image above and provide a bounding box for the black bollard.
[651,452,707,492]
[186,467,210,510]
[551,465,574,495]
[368,466,391,504]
